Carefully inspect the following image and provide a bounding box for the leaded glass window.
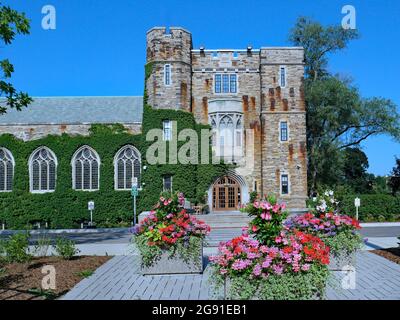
[0,148,14,192]
[114,145,141,190]
[29,147,57,193]
[72,146,100,191]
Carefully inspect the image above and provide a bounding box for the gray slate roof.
[0,96,143,125]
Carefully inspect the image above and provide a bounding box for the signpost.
[131,177,139,225]
[354,197,361,221]
[88,201,95,227]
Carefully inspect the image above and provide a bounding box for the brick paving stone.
[62,251,400,300]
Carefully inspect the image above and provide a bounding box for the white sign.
[88,201,95,211]
[354,198,361,208]
[131,177,138,188]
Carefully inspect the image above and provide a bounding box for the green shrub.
[33,236,51,257]
[1,232,32,263]
[54,237,80,260]
[338,194,400,222]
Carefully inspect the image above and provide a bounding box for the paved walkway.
[62,251,400,300]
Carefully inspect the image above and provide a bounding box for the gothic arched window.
[209,112,243,162]
[114,145,141,190]
[29,147,57,193]
[0,148,14,192]
[72,146,100,191]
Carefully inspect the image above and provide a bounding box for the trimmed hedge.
[339,194,400,222]
[0,107,227,229]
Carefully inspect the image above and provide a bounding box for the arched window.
[0,148,14,192]
[72,146,100,191]
[29,147,57,193]
[209,112,243,162]
[114,145,141,190]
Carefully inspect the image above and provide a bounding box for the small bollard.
[2,223,5,230]
[81,222,84,229]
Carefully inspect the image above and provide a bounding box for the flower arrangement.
[132,192,210,268]
[210,229,330,300]
[285,211,363,262]
[240,194,288,246]
[211,195,331,300]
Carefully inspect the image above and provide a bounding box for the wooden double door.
[212,176,241,211]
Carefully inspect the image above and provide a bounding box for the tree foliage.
[0,3,32,114]
[389,158,400,196]
[289,17,400,192]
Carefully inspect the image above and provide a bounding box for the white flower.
[329,190,334,196]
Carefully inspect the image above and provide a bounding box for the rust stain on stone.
[242,95,249,112]
[270,98,275,111]
[282,99,289,111]
[275,87,281,100]
[299,77,306,110]
[275,169,281,186]
[250,97,256,110]
[181,82,187,109]
[269,88,274,97]
[204,78,211,92]
[191,97,195,113]
[289,144,294,163]
[202,97,208,117]
[261,93,266,111]
[299,141,306,158]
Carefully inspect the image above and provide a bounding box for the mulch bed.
[372,247,400,265]
[0,256,111,300]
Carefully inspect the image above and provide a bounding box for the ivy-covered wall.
[0,107,226,229]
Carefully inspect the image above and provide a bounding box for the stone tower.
[145,27,192,111]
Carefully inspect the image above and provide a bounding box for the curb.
[360,222,400,228]
[0,227,129,236]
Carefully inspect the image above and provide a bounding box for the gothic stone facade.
[146,27,307,209]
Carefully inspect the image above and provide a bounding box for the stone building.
[0,26,307,211]
[146,27,307,210]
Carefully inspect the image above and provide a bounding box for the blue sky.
[3,0,400,175]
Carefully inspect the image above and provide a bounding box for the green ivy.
[0,106,227,229]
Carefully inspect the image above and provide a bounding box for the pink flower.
[253,201,260,209]
[301,264,310,271]
[272,204,280,213]
[261,213,272,220]
[252,225,258,232]
[281,203,286,210]
[253,264,262,276]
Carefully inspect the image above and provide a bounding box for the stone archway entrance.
[212,176,241,211]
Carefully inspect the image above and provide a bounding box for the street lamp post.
[88,200,95,227]
[354,197,361,221]
[131,177,139,226]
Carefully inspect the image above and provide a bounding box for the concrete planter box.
[141,241,203,275]
[329,252,357,271]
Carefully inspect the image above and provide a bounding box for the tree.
[0,3,32,115]
[289,17,400,192]
[342,147,372,193]
[388,158,400,196]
